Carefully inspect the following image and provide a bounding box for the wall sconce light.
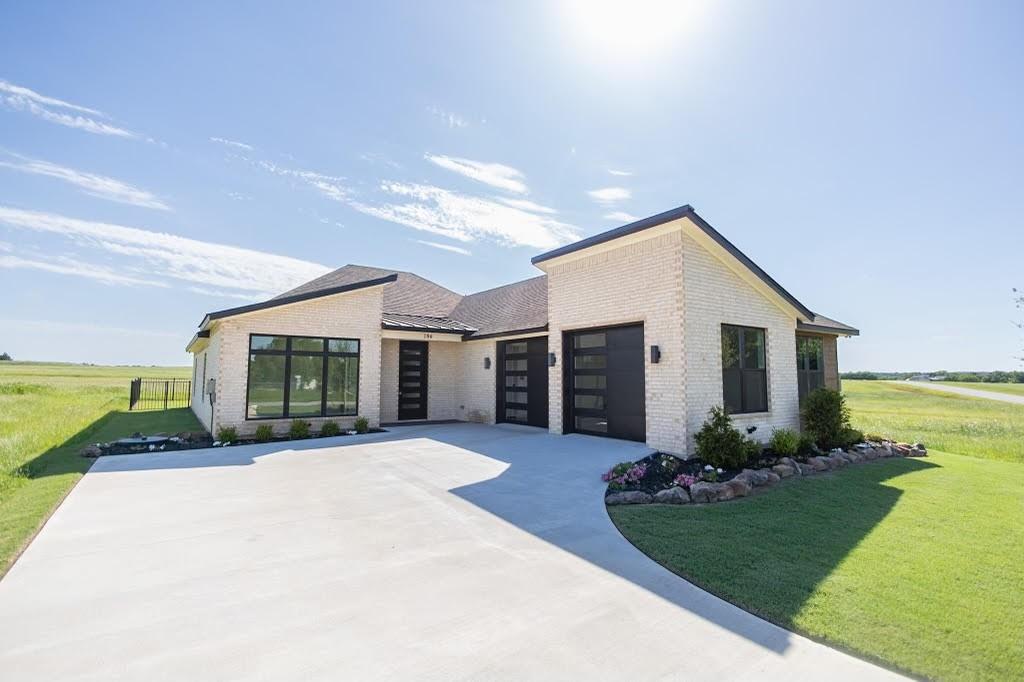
[650,345,661,364]
[484,357,491,369]
[547,352,557,367]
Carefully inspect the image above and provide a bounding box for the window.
[246,335,359,419]
[796,335,825,401]
[721,325,767,414]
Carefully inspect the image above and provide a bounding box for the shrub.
[254,424,274,442]
[319,421,340,437]
[288,419,310,439]
[801,388,851,449]
[797,431,817,457]
[864,432,887,443]
[838,427,865,449]
[353,416,369,434]
[216,426,238,443]
[768,427,799,457]
[694,406,757,470]
[601,461,648,490]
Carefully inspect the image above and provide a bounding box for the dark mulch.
[605,450,811,495]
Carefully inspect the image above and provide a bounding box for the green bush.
[354,416,369,434]
[801,388,851,449]
[319,421,340,437]
[839,427,865,449]
[216,426,238,443]
[288,419,310,439]
[694,406,757,469]
[864,432,887,443]
[768,427,799,457]
[797,431,817,457]
[254,424,274,442]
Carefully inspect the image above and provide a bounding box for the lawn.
[937,381,1024,397]
[0,362,199,576]
[609,380,1024,680]
[845,380,1024,463]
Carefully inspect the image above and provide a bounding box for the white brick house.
[186,205,857,456]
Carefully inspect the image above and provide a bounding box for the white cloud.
[604,211,639,222]
[0,253,168,288]
[426,154,528,194]
[351,182,579,249]
[0,206,331,297]
[0,318,181,338]
[225,191,252,201]
[587,186,631,204]
[0,154,169,210]
[427,105,468,129]
[496,197,558,214]
[607,168,633,176]
[414,239,472,256]
[0,79,139,138]
[255,159,350,202]
[210,136,254,151]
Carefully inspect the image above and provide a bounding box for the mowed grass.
[845,380,1024,463]
[937,381,1024,397]
[0,362,198,576]
[610,380,1024,680]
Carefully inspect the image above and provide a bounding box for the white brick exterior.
[193,286,384,437]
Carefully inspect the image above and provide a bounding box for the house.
[186,205,858,455]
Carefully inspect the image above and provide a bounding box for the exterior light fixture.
[547,352,557,367]
[484,357,491,369]
[650,345,661,364]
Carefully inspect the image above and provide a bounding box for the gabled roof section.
[450,275,548,338]
[531,204,816,321]
[277,264,463,317]
[798,314,860,336]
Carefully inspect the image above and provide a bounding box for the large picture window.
[721,325,768,414]
[246,334,359,419]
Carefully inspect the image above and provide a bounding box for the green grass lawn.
[610,380,1024,680]
[937,381,1024,397]
[845,380,1024,463]
[0,362,199,576]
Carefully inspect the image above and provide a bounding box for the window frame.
[721,324,769,415]
[245,333,360,420]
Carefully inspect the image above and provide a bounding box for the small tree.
[694,406,757,469]
[801,388,851,450]
[0,352,11,361]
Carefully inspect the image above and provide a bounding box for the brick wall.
[380,338,399,422]
[208,286,384,436]
[456,338,497,423]
[427,341,461,420]
[682,232,799,448]
[823,334,840,390]
[545,230,687,454]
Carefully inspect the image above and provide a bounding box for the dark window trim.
[721,324,768,415]
[244,333,360,421]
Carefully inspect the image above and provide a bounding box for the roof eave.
[796,322,860,337]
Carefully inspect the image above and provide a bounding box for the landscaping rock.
[689,482,723,503]
[895,443,913,457]
[724,478,751,498]
[653,486,691,505]
[764,470,781,485]
[846,451,863,464]
[826,454,847,468]
[715,484,736,502]
[863,448,879,460]
[772,464,795,478]
[736,468,770,487]
[605,490,653,505]
[909,444,928,457]
[780,457,803,475]
[808,456,830,472]
[79,444,102,458]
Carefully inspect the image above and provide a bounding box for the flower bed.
[603,440,928,506]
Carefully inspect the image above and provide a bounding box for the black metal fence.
[129,378,192,411]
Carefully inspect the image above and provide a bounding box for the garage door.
[497,337,549,428]
[567,324,645,442]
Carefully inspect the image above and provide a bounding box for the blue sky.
[1,1,1021,370]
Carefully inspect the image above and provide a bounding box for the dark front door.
[567,324,645,442]
[398,341,428,420]
[497,337,549,428]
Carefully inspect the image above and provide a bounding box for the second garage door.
[566,324,646,442]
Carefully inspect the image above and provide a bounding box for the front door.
[566,324,646,442]
[497,337,549,428]
[398,341,428,420]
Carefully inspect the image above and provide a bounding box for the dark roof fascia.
[185,329,211,353]
[531,205,694,265]
[199,274,398,328]
[796,322,860,337]
[531,205,815,320]
[381,323,468,335]
[463,325,549,341]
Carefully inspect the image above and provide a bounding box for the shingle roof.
[381,313,476,333]
[798,314,860,336]
[449,275,548,338]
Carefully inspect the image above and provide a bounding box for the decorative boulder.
[79,444,102,458]
[689,481,723,503]
[772,463,795,478]
[808,456,830,471]
[895,443,913,457]
[715,483,736,502]
[846,451,863,464]
[606,490,653,505]
[724,478,751,498]
[826,454,847,468]
[779,457,803,475]
[763,470,782,485]
[653,486,691,505]
[736,468,770,487]
[910,444,928,457]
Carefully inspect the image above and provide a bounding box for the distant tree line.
[0,352,11,361]
[842,370,1024,383]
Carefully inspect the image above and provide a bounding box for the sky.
[0,0,1021,370]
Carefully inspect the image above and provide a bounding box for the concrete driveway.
[0,423,902,681]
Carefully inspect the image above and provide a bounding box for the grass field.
[937,381,1024,397]
[0,362,199,576]
[610,380,1024,680]
[845,380,1024,463]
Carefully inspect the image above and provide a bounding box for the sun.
[561,0,704,59]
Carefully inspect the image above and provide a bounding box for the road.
[903,381,1024,405]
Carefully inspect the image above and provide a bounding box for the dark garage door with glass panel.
[567,324,645,442]
[497,337,548,428]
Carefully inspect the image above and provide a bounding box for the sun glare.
[562,0,702,59]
